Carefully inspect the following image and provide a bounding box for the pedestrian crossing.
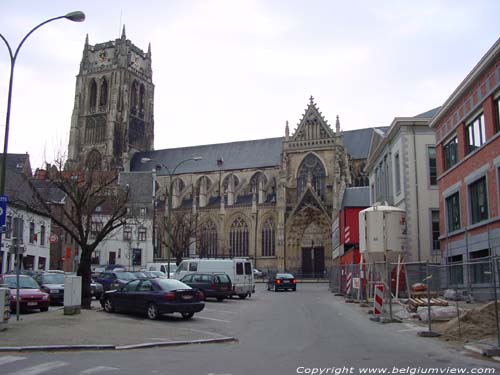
[0,356,119,374]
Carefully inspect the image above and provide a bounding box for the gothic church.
[67,30,373,275]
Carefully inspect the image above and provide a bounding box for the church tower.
[67,26,154,171]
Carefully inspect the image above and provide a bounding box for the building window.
[91,251,100,265]
[29,222,35,243]
[90,221,102,237]
[443,137,458,171]
[199,220,218,257]
[470,249,490,284]
[40,225,45,246]
[445,192,461,232]
[495,97,500,133]
[428,147,437,186]
[138,227,146,241]
[6,215,12,239]
[229,217,249,257]
[465,113,486,154]
[89,79,97,111]
[394,153,401,194]
[447,255,463,285]
[140,207,147,216]
[297,154,326,200]
[431,210,440,251]
[261,218,276,257]
[123,227,132,241]
[469,177,488,224]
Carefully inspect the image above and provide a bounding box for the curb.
[0,336,237,352]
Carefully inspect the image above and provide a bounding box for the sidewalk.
[0,306,235,352]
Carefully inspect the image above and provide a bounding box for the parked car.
[142,271,167,279]
[94,271,137,291]
[253,268,263,278]
[34,272,65,305]
[131,271,148,279]
[0,274,50,312]
[267,273,297,292]
[179,273,232,301]
[90,280,104,299]
[100,278,205,320]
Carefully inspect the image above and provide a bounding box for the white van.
[174,258,254,299]
[145,262,178,278]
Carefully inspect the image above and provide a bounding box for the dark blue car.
[100,278,205,320]
[94,271,137,291]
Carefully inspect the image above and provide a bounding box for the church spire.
[147,42,152,58]
[336,115,341,134]
[85,33,89,47]
[285,120,289,140]
[121,25,126,40]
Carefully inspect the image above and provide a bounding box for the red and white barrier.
[346,272,352,295]
[373,284,384,315]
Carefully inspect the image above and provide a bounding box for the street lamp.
[141,156,203,277]
[0,11,86,195]
[0,11,85,322]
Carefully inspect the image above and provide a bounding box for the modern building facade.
[429,37,500,294]
[365,110,440,263]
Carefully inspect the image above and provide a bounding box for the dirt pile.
[437,301,500,341]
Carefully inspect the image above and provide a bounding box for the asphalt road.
[1,284,499,375]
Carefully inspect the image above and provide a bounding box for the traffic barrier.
[346,272,352,295]
[373,283,384,316]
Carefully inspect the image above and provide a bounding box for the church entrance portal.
[301,246,324,278]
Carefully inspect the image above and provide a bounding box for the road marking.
[195,316,232,323]
[8,361,67,375]
[0,356,26,365]
[203,308,238,314]
[80,366,120,374]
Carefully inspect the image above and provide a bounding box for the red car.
[0,274,50,312]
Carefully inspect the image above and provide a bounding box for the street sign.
[49,234,59,244]
[0,195,7,227]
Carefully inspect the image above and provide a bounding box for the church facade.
[68,31,374,274]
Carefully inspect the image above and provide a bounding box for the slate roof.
[342,128,375,159]
[131,138,284,176]
[119,171,154,204]
[414,106,441,119]
[131,128,376,175]
[0,153,31,176]
[341,187,370,208]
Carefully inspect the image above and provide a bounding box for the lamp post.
[0,11,85,195]
[0,11,85,321]
[141,156,202,277]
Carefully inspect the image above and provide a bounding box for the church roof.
[131,128,376,175]
[131,137,284,175]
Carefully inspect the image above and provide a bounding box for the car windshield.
[152,271,166,277]
[3,276,40,289]
[42,274,65,284]
[276,273,294,278]
[156,279,192,292]
[115,272,136,280]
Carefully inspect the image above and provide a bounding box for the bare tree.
[157,208,199,266]
[11,165,129,308]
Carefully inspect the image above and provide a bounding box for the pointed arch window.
[131,80,138,115]
[86,149,102,170]
[199,220,218,257]
[139,84,145,118]
[229,217,248,257]
[89,79,97,112]
[99,77,108,109]
[261,217,276,257]
[297,154,326,199]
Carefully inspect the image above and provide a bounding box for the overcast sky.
[1,0,499,169]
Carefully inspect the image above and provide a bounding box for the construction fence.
[330,257,500,344]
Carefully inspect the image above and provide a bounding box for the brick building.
[429,37,500,295]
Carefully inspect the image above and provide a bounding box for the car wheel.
[40,307,49,312]
[216,297,225,302]
[181,312,194,320]
[147,303,159,320]
[238,294,247,299]
[103,298,114,313]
